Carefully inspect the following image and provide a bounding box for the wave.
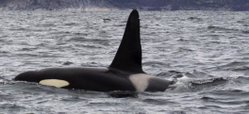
[207,25,249,34]
[207,25,239,32]
[216,61,249,71]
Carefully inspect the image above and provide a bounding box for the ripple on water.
[143,98,176,105]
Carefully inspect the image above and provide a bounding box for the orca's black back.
[15,68,136,91]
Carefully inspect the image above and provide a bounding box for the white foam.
[39,79,70,88]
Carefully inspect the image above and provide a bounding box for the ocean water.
[0,9,249,113]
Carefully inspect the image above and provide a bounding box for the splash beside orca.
[14,10,173,92]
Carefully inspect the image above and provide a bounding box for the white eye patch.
[39,79,70,88]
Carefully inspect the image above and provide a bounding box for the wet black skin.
[15,68,136,91]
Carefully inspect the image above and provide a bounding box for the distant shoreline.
[0,0,248,11]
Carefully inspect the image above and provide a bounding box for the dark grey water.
[1,9,249,113]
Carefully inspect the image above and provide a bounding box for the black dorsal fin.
[109,9,144,73]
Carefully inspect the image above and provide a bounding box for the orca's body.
[14,10,173,92]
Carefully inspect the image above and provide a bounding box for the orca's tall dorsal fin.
[109,9,144,73]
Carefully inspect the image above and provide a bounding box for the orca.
[14,10,173,92]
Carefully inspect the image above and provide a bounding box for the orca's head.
[14,71,39,82]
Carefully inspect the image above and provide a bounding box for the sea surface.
[0,9,249,114]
